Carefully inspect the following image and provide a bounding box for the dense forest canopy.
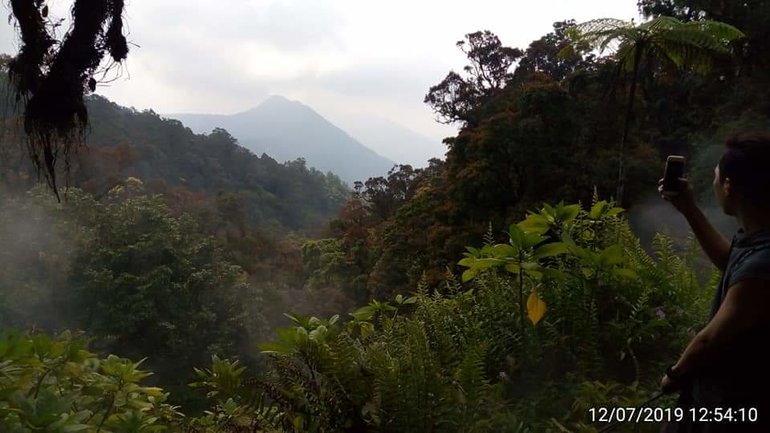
[2,0,769,432]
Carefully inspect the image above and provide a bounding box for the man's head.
[714,132,770,216]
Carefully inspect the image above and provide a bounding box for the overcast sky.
[0,0,642,157]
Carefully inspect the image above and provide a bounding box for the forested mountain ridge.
[1,91,351,234]
[170,95,397,185]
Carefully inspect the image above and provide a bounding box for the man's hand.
[660,373,681,394]
[658,177,697,214]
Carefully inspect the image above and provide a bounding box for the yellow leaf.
[527,291,547,325]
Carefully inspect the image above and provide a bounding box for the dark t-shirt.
[661,229,770,433]
[683,228,770,431]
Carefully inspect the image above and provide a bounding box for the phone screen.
[663,158,685,192]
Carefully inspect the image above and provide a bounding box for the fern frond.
[483,221,495,246]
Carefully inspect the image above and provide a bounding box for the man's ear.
[723,177,732,197]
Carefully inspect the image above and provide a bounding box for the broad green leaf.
[32,334,52,356]
[614,268,638,279]
[526,269,544,280]
[542,268,568,281]
[543,203,555,218]
[559,203,581,222]
[589,201,607,219]
[143,387,164,397]
[561,231,577,247]
[465,258,502,270]
[533,242,570,259]
[568,244,592,261]
[523,232,548,249]
[359,322,375,339]
[369,300,395,313]
[527,291,547,325]
[518,214,550,235]
[401,296,417,305]
[600,245,625,266]
[309,325,328,341]
[504,263,520,274]
[508,223,526,247]
[491,244,516,258]
[351,305,376,321]
[462,268,480,282]
[458,257,475,267]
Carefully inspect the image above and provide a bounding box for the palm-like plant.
[565,16,745,205]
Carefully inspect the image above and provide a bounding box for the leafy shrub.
[192,194,713,432]
[0,330,183,433]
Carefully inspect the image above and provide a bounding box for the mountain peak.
[237,94,312,117]
[169,97,395,184]
[262,94,290,104]
[258,94,301,109]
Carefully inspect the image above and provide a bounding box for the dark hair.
[718,132,770,208]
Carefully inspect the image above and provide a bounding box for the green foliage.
[1,92,349,233]
[334,41,662,296]
[194,195,712,432]
[0,330,183,433]
[563,15,745,205]
[566,17,745,74]
[0,183,266,409]
[64,184,262,398]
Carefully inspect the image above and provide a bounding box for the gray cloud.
[256,0,345,51]
[133,0,344,53]
[314,62,451,103]
[0,0,642,140]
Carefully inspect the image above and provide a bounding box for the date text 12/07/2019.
[589,407,759,424]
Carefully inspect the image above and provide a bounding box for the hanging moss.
[6,0,128,200]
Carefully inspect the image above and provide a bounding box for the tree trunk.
[616,44,644,206]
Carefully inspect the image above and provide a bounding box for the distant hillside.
[0,93,351,233]
[170,95,396,185]
[337,115,447,168]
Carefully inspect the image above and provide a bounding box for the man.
[658,132,770,432]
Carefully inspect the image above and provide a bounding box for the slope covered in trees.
[2,0,770,431]
[171,95,396,185]
[311,9,755,300]
[1,87,350,235]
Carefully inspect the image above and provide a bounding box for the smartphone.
[662,155,686,196]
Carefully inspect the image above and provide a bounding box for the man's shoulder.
[730,242,770,267]
[726,243,770,287]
